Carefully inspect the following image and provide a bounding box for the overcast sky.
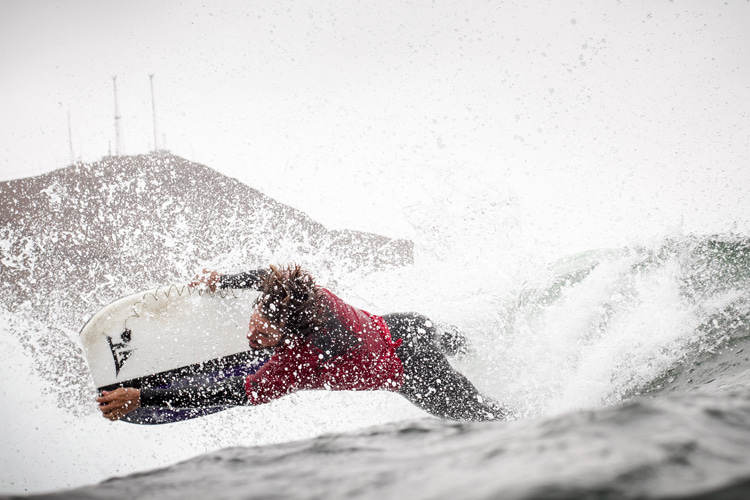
[1,0,749,248]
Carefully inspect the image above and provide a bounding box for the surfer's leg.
[383,313,507,422]
[400,343,506,421]
[382,312,466,356]
[434,323,469,356]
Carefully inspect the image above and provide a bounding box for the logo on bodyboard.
[107,329,134,376]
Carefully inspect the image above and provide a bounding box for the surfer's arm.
[140,376,248,408]
[189,269,267,292]
[218,269,268,290]
[97,388,142,421]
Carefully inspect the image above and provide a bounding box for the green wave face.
[490,236,750,415]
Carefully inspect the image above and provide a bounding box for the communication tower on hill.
[112,75,122,156]
[67,109,75,165]
[149,74,159,152]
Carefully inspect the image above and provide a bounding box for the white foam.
[0,307,428,494]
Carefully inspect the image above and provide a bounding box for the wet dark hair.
[255,264,326,340]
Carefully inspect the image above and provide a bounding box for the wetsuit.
[141,270,506,421]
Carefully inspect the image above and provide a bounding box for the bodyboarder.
[97,265,509,422]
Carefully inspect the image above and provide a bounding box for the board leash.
[140,284,247,302]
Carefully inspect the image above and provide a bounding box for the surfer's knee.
[402,315,469,356]
[383,312,435,345]
[433,323,468,356]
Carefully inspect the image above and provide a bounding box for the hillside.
[0,153,412,307]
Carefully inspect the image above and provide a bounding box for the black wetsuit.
[383,312,506,421]
[142,271,507,422]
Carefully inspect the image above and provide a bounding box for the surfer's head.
[249,264,325,347]
[247,308,286,349]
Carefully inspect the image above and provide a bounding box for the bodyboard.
[80,284,266,424]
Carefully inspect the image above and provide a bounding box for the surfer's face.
[247,309,284,349]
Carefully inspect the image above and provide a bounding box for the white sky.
[1,0,749,253]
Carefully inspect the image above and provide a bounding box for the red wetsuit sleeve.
[243,288,405,405]
[243,343,320,405]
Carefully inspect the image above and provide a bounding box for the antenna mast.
[112,75,122,156]
[67,109,75,164]
[149,74,159,152]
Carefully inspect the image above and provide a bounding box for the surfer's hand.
[97,388,141,421]
[190,268,221,292]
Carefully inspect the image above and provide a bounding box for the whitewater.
[2,157,750,498]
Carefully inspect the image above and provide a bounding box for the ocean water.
[2,0,750,497]
[2,225,750,499]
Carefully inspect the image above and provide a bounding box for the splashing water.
[2,157,750,497]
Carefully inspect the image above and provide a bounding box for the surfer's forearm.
[97,387,141,421]
[140,377,248,408]
[219,269,268,290]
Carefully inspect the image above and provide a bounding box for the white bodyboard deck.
[80,284,266,424]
